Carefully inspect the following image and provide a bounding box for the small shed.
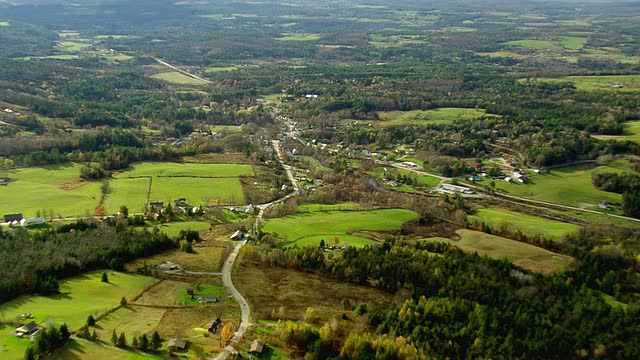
[198,295,218,304]
[167,338,187,351]
[4,213,23,222]
[186,287,194,295]
[15,321,39,337]
[230,230,244,241]
[249,339,266,355]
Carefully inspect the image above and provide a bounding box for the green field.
[425,229,576,275]
[151,72,208,85]
[468,208,581,239]
[0,325,30,360]
[52,339,160,360]
[205,66,238,72]
[103,178,151,214]
[524,75,640,92]
[91,305,166,341]
[156,221,211,237]
[275,34,321,41]
[56,41,91,51]
[150,177,244,205]
[262,208,418,247]
[377,108,493,127]
[559,36,587,51]
[0,163,101,218]
[297,203,362,212]
[0,271,156,330]
[0,21,10,26]
[119,162,253,178]
[592,121,640,143]
[494,160,635,208]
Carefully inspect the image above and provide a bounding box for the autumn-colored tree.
[332,236,340,246]
[95,206,109,217]
[220,322,233,347]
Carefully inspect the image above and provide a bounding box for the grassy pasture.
[56,41,91,52]
[376,108,492,127]
[151,72,208,85]
[91,305,166,340]
[293,234,377,248]
[468,208,581,239]
[559,36,587,51]
[0,325,30,360]
[425,229,577,275]
[262,208,417,247]
[119,162,253,178]
[0,163,101,218]
[297,203,362,212]
[524,75,640,92]
[150,177,244,205]
[205,66,238,72]
[155,221,211,237]
[591,121,640,143]
[494,160,634,208]
[103,177,151,214]
[52,338,160,360]
[0,21,10,26]
[0,271,156,330]
[274,34,321,41]
[134,280,225,307]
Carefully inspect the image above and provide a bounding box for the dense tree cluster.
[0,222,177,302]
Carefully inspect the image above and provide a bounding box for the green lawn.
[0,325,31,360]
[119,162,254,178]
[0,271,156,330]
[151,72,208,85]
[0,21,10,26]
[0,163,101,218]
[52,339,160,360]
[424,229,576,275]
[376,108,494,127]
[103,178,151,214]
[468,208,581,239]
[494,160,635,208]
[56,41,91,52]
[297,203,362,212]
[523,75,640,92]
[156,221,211,237]
[262,208,418,247]
[176,284,226,306]
[622,121,640,143]
[293,234,377,248]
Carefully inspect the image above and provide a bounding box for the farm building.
[439,184,475,195]
[167,338,187,351]
[20,217,45,227]
[230,230,245,240]
[249,339,266,355]
[15,321,39,338]
[198,294,218,304]
[4,213,23,222]
[149,201,164,211]
[175,198,189,207]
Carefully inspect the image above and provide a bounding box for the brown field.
[182,153,253,164]
[234,262,395,322]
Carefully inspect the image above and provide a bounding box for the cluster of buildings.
[2,213,46,227]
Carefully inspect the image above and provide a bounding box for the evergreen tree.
[59,323,70,341]
[101,272,109,283]
[24,347,34,360]
[150,331,161,351]
[111,330,118,346]
[139,334,149,351]
[117,332,126,347]
[132,336,139,348]
[87,314,96,326]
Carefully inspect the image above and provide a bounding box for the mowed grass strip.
[376,108,493,127]
[103,177,151,214]
[92,305,166,340]
[494,160,636,207]
[151,71,208,85]
[592,121,640,143]
[0,271,156,330]
[118,162,254,178]
[425,229,577,275]
[155,221,211,237]
[262,208,418,247]
[469,208,581,239]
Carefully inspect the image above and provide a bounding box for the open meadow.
[591,121,640,144]
[522,74,640,91]
[376,108,493,127]
[494,160,637,209]
[424,229,577,275]
[262,208,417,247]
[150,72,208,85]
[468,208,581,239]
[51,338,161,360]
